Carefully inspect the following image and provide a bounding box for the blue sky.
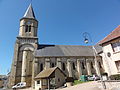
[0,0,120,75]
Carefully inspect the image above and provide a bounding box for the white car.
[87,75,100,81]
[12,82,26,89]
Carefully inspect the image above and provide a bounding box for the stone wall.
[36,56,104,80]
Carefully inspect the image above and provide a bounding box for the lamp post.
[83,32,106,89]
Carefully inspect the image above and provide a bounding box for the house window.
[82,62,85,69]
[73,62,75,70]
[115,61,120,72]
[112,42,120,52]
[42,79,47,85]
[62,63,65,71]
[37,80,40,84]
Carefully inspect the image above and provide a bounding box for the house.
[34,67,66,90]
[99,25,120,76]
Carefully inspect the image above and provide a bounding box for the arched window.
[51,63,55,67]
[62,63,65,71]
[25,25,31,33]
[25,25,28,32]
[99,62,102,68]
[73,62,75,70]
[28,25,31,32]
[91,62,94,69]
[58,78,60,82]
[40,63,43,72]
[82,62,85,69]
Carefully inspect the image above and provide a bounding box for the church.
[8,4,104,88]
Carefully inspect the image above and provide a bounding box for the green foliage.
[73,80,90,85]
[109,74,120,80]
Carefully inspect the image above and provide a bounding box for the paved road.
[57,81,103,90]
[57,81,120,90]
[2,81,120,90]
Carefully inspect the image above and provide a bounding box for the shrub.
[66,77,74,82]
[102,72,108,76]
[73,80,84,85]
[109,74,120,80]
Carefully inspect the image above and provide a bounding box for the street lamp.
[83,32,106,89]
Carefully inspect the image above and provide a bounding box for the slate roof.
[35,67,66,79]
[23,4,36,19]
[94,44,103,54]
[99,25,120,45]
[34,44,102,57]
[35,67,56,79]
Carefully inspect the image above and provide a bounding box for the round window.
[107,52,111,57]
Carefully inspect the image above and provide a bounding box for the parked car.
[12,82,26,89]
[87,75,100,81]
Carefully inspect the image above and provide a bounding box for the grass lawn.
[73,80,91,85]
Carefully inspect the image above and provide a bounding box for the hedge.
[109,74,120,80]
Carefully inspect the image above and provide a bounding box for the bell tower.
[9,4,39,88]
[19,4,38,37]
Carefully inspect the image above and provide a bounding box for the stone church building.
[8,4,104,88]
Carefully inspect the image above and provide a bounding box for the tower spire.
[31,0,32,4]
[23,4,36,19]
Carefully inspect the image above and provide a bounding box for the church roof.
[23,4,36,19]
[99,25,120,45]
[34,44,102,57]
